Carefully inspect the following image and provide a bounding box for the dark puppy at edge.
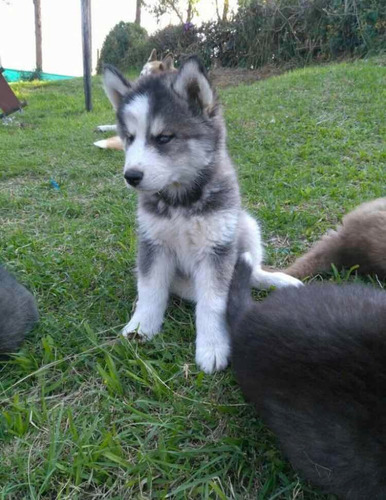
[0,266,39,356]
[227,253,386,499]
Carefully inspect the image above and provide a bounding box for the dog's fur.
[285,197,386,280]
[0,266,39,356]
[228,253,386,498]
[102,57,301,373]
[94,50,176,150]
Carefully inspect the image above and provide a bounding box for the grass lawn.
[0,58,385,499]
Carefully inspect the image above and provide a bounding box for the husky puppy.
[228,253,386,498]
[102,57,301,373]
[139,49,176,77]
[95,49,176,150]
[285,197,386,280]
[0,266,39,356]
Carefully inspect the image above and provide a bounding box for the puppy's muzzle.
[124,169,143,187]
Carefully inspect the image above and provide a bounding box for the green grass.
[0,58,385,499]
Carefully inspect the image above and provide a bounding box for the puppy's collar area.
[157,167,214,208]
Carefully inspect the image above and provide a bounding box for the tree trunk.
[186,0,193,23]
[222,0,229,22]
[33,0,42,71]
[135,0,141,25]
[215,0,221,21]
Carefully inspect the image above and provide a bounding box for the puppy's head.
[103,57,223,195]
[139,49,176,77]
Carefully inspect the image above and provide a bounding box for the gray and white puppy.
[103,57,301,373]
[0,266,39,356]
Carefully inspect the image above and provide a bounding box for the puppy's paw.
[95,125,105,132]
[270,272,304,288]
[93,139,109,149]
[253,270,303,289]
[121,315,161,340]
[95,125,116,133]
[195,341,230,374]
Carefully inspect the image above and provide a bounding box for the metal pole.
[81,0,92,111]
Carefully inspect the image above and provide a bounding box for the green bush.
[96,22,149,73]
[122,40,153,71]
[97,2,385,73]
[217,0,386,68]
[148,0,385,69]
[193,21,239,67]
[148,24,200,61]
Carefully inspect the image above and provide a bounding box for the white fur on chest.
[138,208,238,273]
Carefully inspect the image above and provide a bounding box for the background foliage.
[97,0,386,72]
[96,21,149,73]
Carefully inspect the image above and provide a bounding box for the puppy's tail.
[284,230,343,279]
[227,252,253,331]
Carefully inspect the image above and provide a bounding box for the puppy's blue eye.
[156,134,174,145]
[127,135,135,145]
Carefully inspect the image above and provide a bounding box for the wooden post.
[33,0,43,72]
[81,0,92,111]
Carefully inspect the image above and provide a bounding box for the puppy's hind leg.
[227,252,254,331]
[239,211,302,289]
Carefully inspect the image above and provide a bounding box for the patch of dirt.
[208,64,291,88]
[208,55,372,88]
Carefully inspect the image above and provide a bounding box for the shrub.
[96,22,148,73]
[148,24,200,61]
[222,0,386,68]
[97,1,385,74]
[122,40,153,71]
[195,21,240,67]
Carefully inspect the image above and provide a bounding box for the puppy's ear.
[162,53,175,71]
[103,64,131,110]
[173,56,215,114]
[148,48,157,62]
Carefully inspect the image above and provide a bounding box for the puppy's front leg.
[194,252,235,373]
[122,242,174,339]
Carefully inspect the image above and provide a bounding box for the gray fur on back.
[0,266,39,355]
[228,258,386,498]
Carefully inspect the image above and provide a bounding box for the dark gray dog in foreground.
[228,252,386,499]
[0,266,38,356]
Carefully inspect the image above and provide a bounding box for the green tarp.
[4,68,75,82]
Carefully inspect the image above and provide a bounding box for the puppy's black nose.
[124,169,143,187]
